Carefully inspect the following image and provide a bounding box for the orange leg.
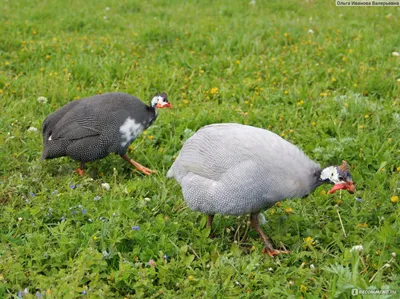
[250,213,290,257]
[74,162,85,176]
[121,154,156,175]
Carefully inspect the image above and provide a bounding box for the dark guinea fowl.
[167,123,355,257]
[42,92,171,175]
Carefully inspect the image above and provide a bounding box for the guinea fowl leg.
[207,215,214,228]
[121,154,156,175]
[250,213,290,257]
[207,215,215,239]
[74,162,85,176]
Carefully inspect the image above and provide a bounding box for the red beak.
[329,181,355,194]
[156,102,172,109]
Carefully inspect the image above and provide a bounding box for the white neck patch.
[320,166,340,183]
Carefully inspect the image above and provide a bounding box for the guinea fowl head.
[150,92,172,109]
[319,160,355,194]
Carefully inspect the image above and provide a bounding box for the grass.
[1,0,400,297]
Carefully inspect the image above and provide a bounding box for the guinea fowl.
[42,92,171,175]
[167,123,355,257]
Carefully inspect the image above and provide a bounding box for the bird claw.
[263,248,290,257]
[74,168,85,176]
[137,166,157,176]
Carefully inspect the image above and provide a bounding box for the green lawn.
[1,0,399,297]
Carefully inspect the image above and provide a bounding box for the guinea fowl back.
[168,123,322,215]
[42,93,152,160]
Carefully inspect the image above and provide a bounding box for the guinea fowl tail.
[166,165,175,178]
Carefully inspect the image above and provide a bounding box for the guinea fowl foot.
[74,162,85,176]
[263,248,290,257]
[121,154,156,175]
[250,213,289,257]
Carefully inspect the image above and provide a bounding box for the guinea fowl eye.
[338,176,344,181]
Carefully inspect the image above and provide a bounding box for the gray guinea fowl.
[167,123,355,257]
[42,92,171,175]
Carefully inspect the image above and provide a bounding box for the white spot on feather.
[119,117,144,147]
[48,135,52,140]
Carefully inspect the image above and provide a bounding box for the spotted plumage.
[167,123,355,256]
[42,92,171,175]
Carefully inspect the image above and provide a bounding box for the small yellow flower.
[284,207,293,214]
[359,125,364,129]
[376,250,382,255]
[300,285,308,293]
[199,69,204,74]
[183,99,189,104]
[210,87,219,95]
[320,190,327,195]
[364,114,369,118]
[331,77,337,82]
[303,237,315,247]
[0,89,3,94]
[396,167,400,173]
[356,223,368,228]
[297,100,304,105]
[391,196,398,204]
[284,90,289,95]
[275,202,281,207]
[45,55,51,60]
[312,122,316,126]
[93,236,97,240]
[236,60,240,64]
[188,275,194,281]
[283,32,289,37]
[32,29,37,35]
[40,67,44,72]
[148,135,154,140]
[5,61,10,66]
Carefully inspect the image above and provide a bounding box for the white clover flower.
[308,29,314,34]
[101,183,110,191]
[392,52,400,57]
[37,96,47,104]
[27,126,38,132]
[350,245,363,252]
[105,7,110,10]
[144,197,151,202]
[249,0,256,5]
[18,217,23,221]
[310,264,315,270]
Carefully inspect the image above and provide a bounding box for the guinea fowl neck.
[312,168,326,190]
[146,105,158,124]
